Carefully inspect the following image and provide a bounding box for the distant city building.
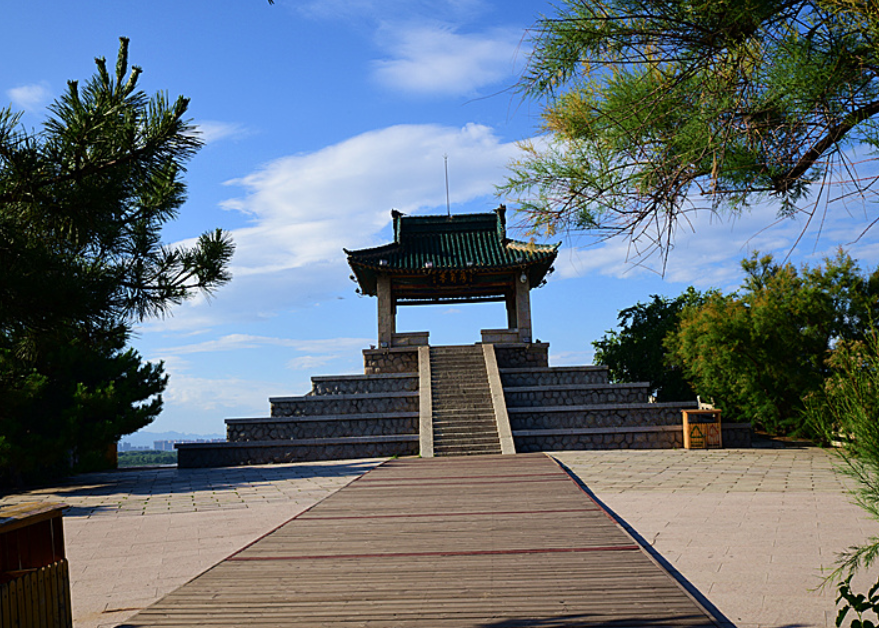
[117,442,151,452]
[154,439,224,451]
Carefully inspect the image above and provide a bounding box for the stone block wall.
[177,437,418,468]
[270,392,418,418]
[493,343,549,369]
[363,348,419,374]
[227,414,418,442]
[500,367,609,387]
[505,384,651,408]
[514,424,752,452]
[508,403,686,431]
[516,428,683,452]
[308,374,418,396]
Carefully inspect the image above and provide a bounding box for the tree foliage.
[666,251,879,435]
[502,0,879,261]
[592,288,704,401]
[0,39,234,484]
[805,331,879,581]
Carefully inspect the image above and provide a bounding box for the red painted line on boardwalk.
[357,472,562,482]
[352,477,571,487]
[228,545,641,562]
[225,458,393,560]
[300,508,598,520]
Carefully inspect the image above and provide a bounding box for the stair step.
[428,345,501,458]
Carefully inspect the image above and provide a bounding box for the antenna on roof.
[444,154,451,217]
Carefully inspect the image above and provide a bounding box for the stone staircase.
[430,346,502,456]
[175,341,751,468]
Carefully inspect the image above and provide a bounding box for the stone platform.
[177,342,751,467]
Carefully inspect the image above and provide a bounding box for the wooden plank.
[122,453,720,627]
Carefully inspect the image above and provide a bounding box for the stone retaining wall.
[363,348,419,374]
[270,392,418,418]
[514,424,751,451]
[500,367,609,387]
[508,403,688,431]
[309,374,418,396]
[227,414,419,441]
[177,437,418,468]
[493,343,549,369]
[504,384,651,408]
[516,428,683,451]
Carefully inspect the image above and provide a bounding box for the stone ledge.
[227,412,419,424]
[311,373,417,382]
[177,434,419,449]
[499,366,608,374]
[514,423,752,437]
[363,347,420,355]
[269,391,418,403]
[514,426,682,436]
[488,342,551,350]
[507,401,698,413]
[505,382,650,393]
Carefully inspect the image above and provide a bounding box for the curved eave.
[348,247,558,297]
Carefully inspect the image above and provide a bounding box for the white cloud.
[222,123,517,272]
[372,24,524,96]
[158,334,371,356]
[287,355,334,370]
[139,123,518,334]
[7,82,51,112]
[192,120,250,144]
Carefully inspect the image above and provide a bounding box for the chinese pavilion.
[345,206,559,347]
[176,206,751,468]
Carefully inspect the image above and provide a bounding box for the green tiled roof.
[345,207,559,296]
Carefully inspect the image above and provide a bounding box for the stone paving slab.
[554,448,879,628]
[0,458,383,628]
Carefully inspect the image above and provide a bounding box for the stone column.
[377,274,396,347]
[505,290,518,330]
[515,272,532,342]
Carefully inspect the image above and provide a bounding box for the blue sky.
[5,0,879,437]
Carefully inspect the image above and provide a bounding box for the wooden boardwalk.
[120,454,719,627]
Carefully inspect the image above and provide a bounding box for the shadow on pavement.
[1,459,381,501]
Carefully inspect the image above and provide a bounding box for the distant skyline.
[5,0,879,436]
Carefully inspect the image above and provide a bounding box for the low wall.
[500,366,609,387]
[516,427,683,451]
[177,436,418,468]
[363,348,419,374]
[270,392,418,418]
[492,343,549,369]
[309,373,418,396]
[508,403,688,430]
[227,414,418,441]
[515,424,752,451]
[505,383,651,408]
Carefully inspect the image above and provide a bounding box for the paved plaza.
[2,447,878,628]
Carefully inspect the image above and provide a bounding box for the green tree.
[666,251,879,435]
[802,330,879,626]
[501,0,879,260]
[0,39,234,484]
[592,288,704,401]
